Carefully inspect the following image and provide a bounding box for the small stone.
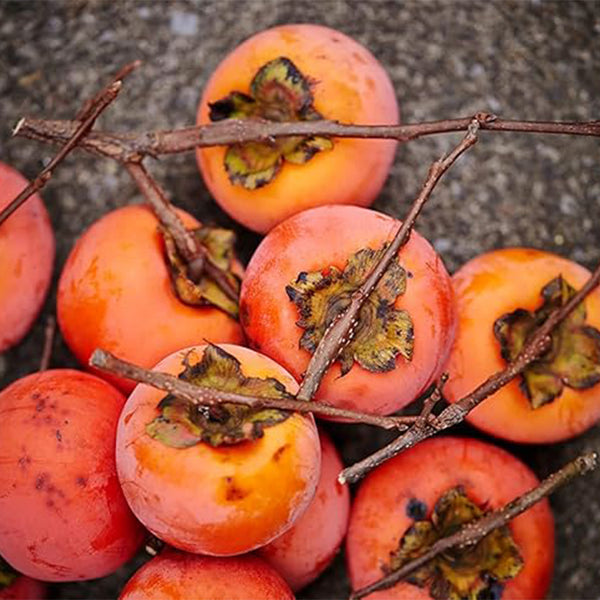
[170,11,199,37]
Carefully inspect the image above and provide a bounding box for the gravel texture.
[1,1,599,598]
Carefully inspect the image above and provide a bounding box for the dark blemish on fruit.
[406,497,427,520]
[407,271,413,278]
[46,499,55,509]
[76,476,87,488]
[331,36,341,43]
[35,397,46,412]
[63,419,69,425]
[272,443,290,463]
[55,430,62,442]
[224,476,248,501]
[35,473,49,491]
[18,455,32,470]
[123,412,134,425]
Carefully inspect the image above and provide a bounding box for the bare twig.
[296,118,481,402]
[39,315,56,372]
[340,261,600,485]
[416,373,448,427]
[350,451,598,600]
[89,348,422,430]
[14,115,600,163]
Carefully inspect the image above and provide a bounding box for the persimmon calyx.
[387,487,523,600]
[0,557,18,590]
[208,56,333,190]
[495,275,600,409]
[285,245,414,375]
[161,225,241,319]
[146,345,291,448]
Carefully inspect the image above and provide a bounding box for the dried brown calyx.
[208,57,333,189]
[494,275,600,409]
[286,245,414,375]
[162,225,241,319]
[388,487,523,600]
[146,345,291,448]
[0,557,17,590]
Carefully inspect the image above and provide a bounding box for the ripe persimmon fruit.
[57,204,244,393]
[116,343,321,556]
[0,370,144,581]
[0,573,45,600]
[444,248,600,443]
[346,436,554,600]
[196,23,399,233]
[0,162,54,352]
[240,205,456,415]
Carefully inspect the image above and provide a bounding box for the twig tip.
[12,117,25,137]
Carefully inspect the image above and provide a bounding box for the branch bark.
[350,451,598,600]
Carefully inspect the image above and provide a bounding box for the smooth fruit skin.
[116,344,321,556]
[346,437,554,600]
[240,205,456,415]
[57,204,244,393]
[0,370,144,582]
[196,23,399,233]
[444,248,600,443]
[0,162,54,351]
[0,576,45,600]
[119,550,294,600]
[258,429,350,591]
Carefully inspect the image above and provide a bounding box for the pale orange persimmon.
[57,205,244,393]
[0,162,54,351]
[116,344,321,556]
[196,24,399,233]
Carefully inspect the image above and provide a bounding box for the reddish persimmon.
[240,205,456,415]
[57,204,244,393]
[116,343,321,556]
[0,162,54,351]
[0,370,144,581]
[196,23,399,233]
[444,248,600,443]
[258,429,350,591]
[0,575,45,600]
[346,437,554,600]
[119,550,294,600]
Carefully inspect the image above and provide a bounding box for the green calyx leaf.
[162,225,241,319]
[0,557,18,590]
[285,245,414,376]
[388,487,523,600]
[494,275,600,409]
[209,56,334,190]
[146,345,292,448]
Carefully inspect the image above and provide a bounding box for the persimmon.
[116,343,321,556]
[346,436,554,600]
[0,370,144,581]
[0,575,45,600]
[0,162,54,352]
[240,205,456,415]
[444,248,600,443]
[57,204,244,393]
[119,550,294,600]
[258,429,350,591]
[196,23,399,233]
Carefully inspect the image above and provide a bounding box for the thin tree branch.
[14,115,600,163]
[340,261,600,485]
[296,118,481,402]
[350,451,598,600]
[89,348,422,430]
[38,315,56,372]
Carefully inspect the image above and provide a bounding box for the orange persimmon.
[444,248,600,443]
[116,344,321,556]
[196,23,399,233]
[346,437,554,600]
[0,162,54,351]
[57,205,244,393]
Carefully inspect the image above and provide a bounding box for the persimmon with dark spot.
[0,370,144,581]
[116,344,321,556]
[346,437,554,600]
[196,23,399,233]
[240,205,456,415]
[258,429,350,591]
[444,248,600,443]
[0,162,54,352]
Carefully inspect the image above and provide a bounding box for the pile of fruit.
[1,23,599,600]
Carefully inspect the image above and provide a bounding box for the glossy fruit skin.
[116,344,321,556]
[57,204,244,393]
[0,576,45,600]
[119,550,294,600]
[444,248,600,443]
[196,23,399,234]
[346,436,554,600]
[0,162,54,351]
[240,205,456,415]
[0,370,144,582]
[258,429,350,591]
